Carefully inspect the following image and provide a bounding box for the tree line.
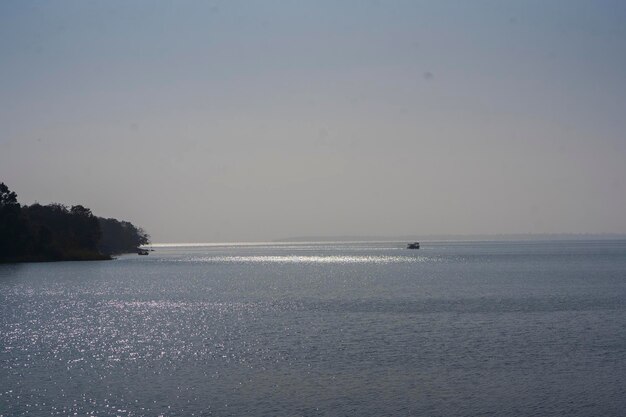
[0,183,149,262]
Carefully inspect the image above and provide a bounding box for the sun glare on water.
[180,255,431,264]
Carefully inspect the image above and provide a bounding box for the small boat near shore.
[138,249,149,255]
[406,242,420,249]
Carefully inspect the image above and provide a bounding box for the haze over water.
[2,0,626,242]
[2,240,626,416]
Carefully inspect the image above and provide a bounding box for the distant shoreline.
[147,235,626,247]
[274,233,626,243]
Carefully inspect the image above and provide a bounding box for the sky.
[1,0,626,242]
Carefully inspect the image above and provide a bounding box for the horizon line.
[148,233,626,247]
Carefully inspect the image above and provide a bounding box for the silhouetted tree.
[69,205,101,251]
[97,217,150,255]
[1,182,150,262]
[0,183,29,259]
[0,183,18,206]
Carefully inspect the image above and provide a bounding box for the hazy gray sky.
[2,0,626,242]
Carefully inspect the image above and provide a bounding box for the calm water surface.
[1,240,626,416]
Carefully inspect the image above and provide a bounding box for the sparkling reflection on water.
[1,240,626,416]
[179,255,433,264]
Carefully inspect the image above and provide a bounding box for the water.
[1,240,626,416]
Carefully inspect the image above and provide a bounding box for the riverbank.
[1,182,149,264]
